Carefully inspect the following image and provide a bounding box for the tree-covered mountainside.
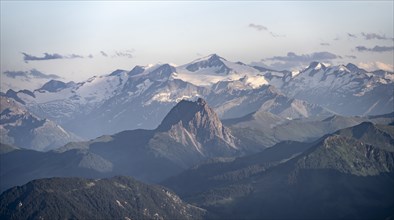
[0,176,205,220]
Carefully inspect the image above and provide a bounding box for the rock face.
[186,54,231,74]
[149,98,240,168]
[0,176,206,220]
[157,98,237,149]
[0,96,81,151]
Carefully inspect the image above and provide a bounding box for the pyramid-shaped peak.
[156,97,236,148]
[186,54,230,74]
[150,64,177,78]
[128,66,145,76]
[307,61,326,70]
[39,80,67,92]
[207,53,226,61]
[157,98,213,132]
[345,63,367,73]
[109,69,127,76]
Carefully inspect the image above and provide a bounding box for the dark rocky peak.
[4,89,26,104]
[156,98,231,143]
[307,61,326,70]
[150,64,176,78]
[186,54,231,74]
[157,98,212,131]
[128,65,145,76]
[345,63,367,74]
[109,69,126,76]
[39,80,67,92]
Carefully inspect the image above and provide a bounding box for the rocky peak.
[307,62,326,71]
[128,65,145,76]
[156,98,235,145]
[186,54,231,74]
[109,69,126,76]
[39,80,67,92]
[150,64,177,79]
[345,63,366,74]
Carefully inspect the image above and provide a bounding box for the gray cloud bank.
[22,52,86,63]
[259,51,341,71]
[3,69,61,79]
[356,45,394,52]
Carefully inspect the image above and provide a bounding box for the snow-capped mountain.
[206,83,331,120]
[281,62,394,116]
[0,96,81,151]
[174,54,268,88]
[4,54,392,139]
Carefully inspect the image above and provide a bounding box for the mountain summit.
[186,54,231,74]
[156,98,238,156]
[157,98,234,143]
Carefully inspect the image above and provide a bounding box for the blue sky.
[1,1,393,86]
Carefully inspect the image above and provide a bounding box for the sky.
[1,1,393,91]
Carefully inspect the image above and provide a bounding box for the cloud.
[361,32,394,41]
[248,23,268,31]
[112,50,134,58]
[356,45,394,52]
[320,42,330,46]
[259,51,341,71]
[345,55,357,59]
[264,51,340,63]
[358,61,394,72]
[248,23,284,38]
[88,54,93,58]
[22,52,63,62]
[22,52,86,63]
[100,51,108,57]
[347,33,357,38]
[3,69,61,79]
[69,54,84,59]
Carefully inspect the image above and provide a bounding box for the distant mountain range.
[0,96,81,151]
[3,54,392,140]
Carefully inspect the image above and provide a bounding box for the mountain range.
[0,54,393,219]
[3,54,392,140]
[0,99,245,192]
[163,122,394,219]
[0,96,81,151]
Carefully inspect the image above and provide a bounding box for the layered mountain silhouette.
[163,122,394,219]
[0,96,81,151]
[0,176,205,220]
[0,98,242,192]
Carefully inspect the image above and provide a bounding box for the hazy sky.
[1,1,393,86]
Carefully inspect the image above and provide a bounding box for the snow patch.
[116,200,125,208]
